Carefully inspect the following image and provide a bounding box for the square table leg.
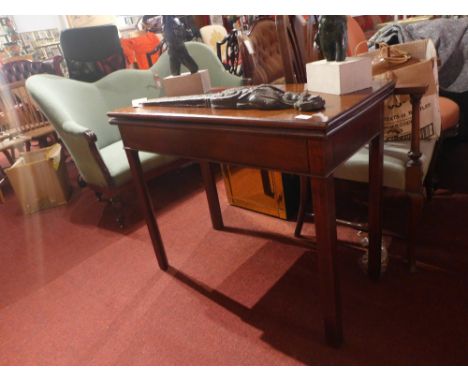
[311,175,343,347]
[125,148,168,270]
[199,161,224,230]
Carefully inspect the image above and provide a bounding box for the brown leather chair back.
[239,18,284,84]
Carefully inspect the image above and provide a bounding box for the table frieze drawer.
[119,123,310,174]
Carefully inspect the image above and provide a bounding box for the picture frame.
[65,15,117,29]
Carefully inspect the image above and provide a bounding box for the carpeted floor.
[0,139,467,365]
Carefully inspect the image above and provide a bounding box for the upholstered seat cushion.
[334,138,437,190]
[439,96,460,132]
[99,140,178,188]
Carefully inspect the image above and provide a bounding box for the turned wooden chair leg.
[295,175,310,237]
[403,90,426,272]
[92,190,125,229]
[109,196,125,229]
[407,193,424,272]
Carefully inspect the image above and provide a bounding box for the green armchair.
[26,41,242,226]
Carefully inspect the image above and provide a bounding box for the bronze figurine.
[318,16,348,62]
[142,84,325,112]
[163,15,199,76]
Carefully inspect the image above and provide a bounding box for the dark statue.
[318,16,348,62]
[163,15,199,76]
[142,84,325,112]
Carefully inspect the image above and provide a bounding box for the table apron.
[119,122,313,174]
[118,102,382,178]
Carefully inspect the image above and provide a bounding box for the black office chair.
[60,24,126,82]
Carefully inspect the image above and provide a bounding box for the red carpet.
[0,142,467,365]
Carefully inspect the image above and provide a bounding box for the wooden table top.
[108,79,394,135]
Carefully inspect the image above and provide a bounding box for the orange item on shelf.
[120,32,161,69]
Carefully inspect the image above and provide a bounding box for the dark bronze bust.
[143,84,325,112]
[318,16,348,62]
[163,15,199,76]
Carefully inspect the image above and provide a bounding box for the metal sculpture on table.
[142,84,325,112]
[318,16,348,62]
[163,15,199,76]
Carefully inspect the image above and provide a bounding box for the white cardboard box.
[306,57,372,95]
[160,69,211,97]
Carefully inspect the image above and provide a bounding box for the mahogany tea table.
[108,80,394,347]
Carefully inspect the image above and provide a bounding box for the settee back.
[27,69,161,149]
[26,69,161,188]
[26,42,242,188]
[151,41,242,88]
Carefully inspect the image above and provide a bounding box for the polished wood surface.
[109,79,394,347]
[109,82,391,132]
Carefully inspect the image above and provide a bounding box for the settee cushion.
[99,140,178,188]
[334,138,437,190]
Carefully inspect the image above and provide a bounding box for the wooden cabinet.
[222,165,299,219]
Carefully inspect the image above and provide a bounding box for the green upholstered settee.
[26,42,242,225]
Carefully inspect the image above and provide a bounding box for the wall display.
[0,16,27,61]
[18,28,60,60]
[1,16,62,62]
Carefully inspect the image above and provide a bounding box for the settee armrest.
[61,120,113,189]
[62,120,102,136]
